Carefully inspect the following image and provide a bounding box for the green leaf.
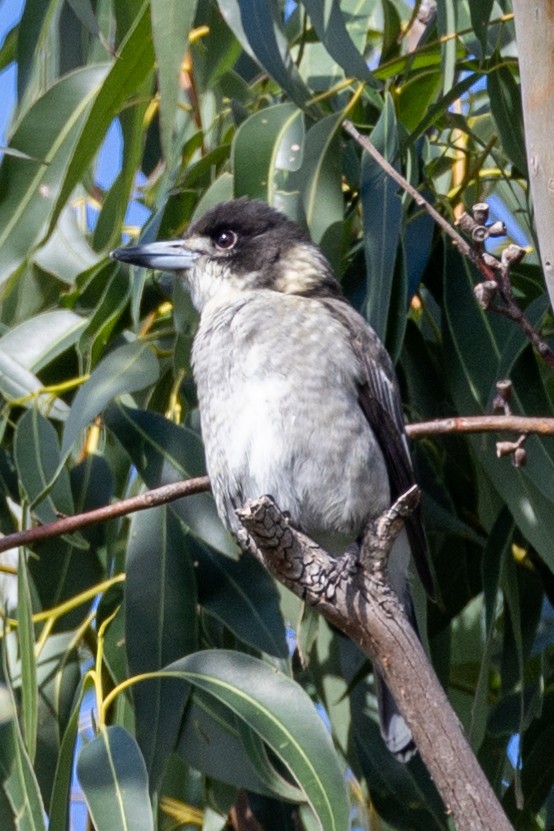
[61,340,159,456]
[396,70,443,133]
[0,697,47,831]
[165,650,349,831]
[300,113,344,270]
[194,172,235,219]
[16,550,37,763]
[0,24,17,74]
[442,247,554,572]
[0,350,69,421]
[151,0,198,162]
[14,409,74,522]
[78,265,131,366]
[49,676,94,831]
[125,505,197,790]
[178,690,297,796]
[104,402,233,556]
[468,0,494,54]
[33,204,102,283]
[301,0,376,83]
[233,103,304,202]
[195,540,288,658]
[77,726,154,831]
[0,310,86,373]
[0,65,109,285]
[435,0,457,93]
[33,633,81,806]
[488,61,527,175]
[470,510,513,748]
[218,0,312,109]
[360,96,402,342]
[49,1,155,235]
[93,77,152,251]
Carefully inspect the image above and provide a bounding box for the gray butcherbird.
[112,198,432,762]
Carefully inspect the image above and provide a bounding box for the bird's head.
[111,198,342,311]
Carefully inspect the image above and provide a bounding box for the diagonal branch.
[0,477,210,554]
[237,492,513,831]
[343,118,554,370]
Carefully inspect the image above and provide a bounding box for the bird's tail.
[375,527,418,762]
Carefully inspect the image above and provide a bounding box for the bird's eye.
[214,230,237,250]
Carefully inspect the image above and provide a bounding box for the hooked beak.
[110,240,199,272]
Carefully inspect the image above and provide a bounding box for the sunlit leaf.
[0,65,109,285]
[233,103,304,201]
[301,0,376,83]
[151,0,197,163]
[0,310,86,372]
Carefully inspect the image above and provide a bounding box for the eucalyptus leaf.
[125,505,197,790]
[0,65,109,285]
[61,341,159,456]
[165,650,349,831]
[151,0,198,163]
[0,310,86,372]
[77,726,154,831]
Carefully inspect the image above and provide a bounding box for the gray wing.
[321,298,433,596]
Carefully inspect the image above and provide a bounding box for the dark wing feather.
[321,298,434,596]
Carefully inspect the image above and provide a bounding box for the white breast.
[192,291,390,540]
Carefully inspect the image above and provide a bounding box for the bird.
[111,197,432,762]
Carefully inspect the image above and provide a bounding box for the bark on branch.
[236,492,513,831]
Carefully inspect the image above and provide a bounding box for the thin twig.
[343,118,554,370]
[2,415,554,555]
[406,414,554,439]
[342,119,476,262]
[0,477,210,554]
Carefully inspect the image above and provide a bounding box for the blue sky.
[0,0,23,151]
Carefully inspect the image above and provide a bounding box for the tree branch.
[405,414,554,439]
[0,477,210,553]
[237,493,513,831]
[2,415,554,555]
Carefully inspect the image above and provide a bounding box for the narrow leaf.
[360,96,402,342]
[165,650,349,831]
[16,549,37,763]
[14,409,74,522]
[0,65,109,285]
[126,506,197,789]
[151,0,198,162]
[0,310,86,372]
[77,726,154,831]
[301,0,375,83]
[49,1,155,235]
[61,341,159,455]
[488,61,527,175]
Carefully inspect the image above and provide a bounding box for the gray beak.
[110,240,199,272]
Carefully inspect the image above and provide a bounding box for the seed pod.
[472,202,490,224]
[513,447,527,467]
[471,225,490,243]
[487,221,506,237]
[474,280,497,309]
[501,244,526,268]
